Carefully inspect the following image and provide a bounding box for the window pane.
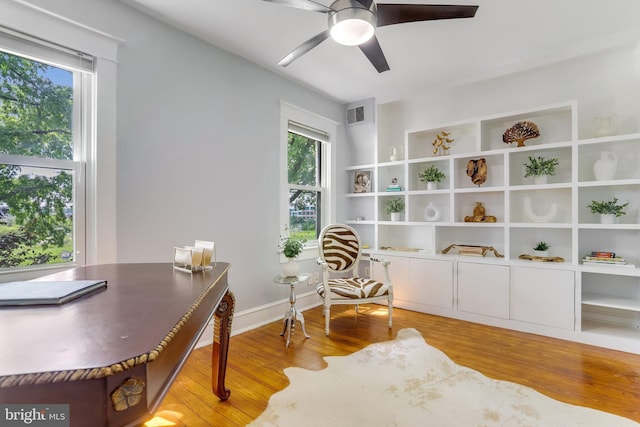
[288,132,319,186]
[0,51,73,160]
[289,189,320,242]
[0,165,74,268]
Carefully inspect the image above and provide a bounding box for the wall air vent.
[346,105,365,126]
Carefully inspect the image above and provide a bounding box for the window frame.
[280,102,337,261]
[0,42,89,274]
[0,4,119,280]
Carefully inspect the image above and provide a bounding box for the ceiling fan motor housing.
[328,0,377,46]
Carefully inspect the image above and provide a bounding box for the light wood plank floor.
[146,305,640,426]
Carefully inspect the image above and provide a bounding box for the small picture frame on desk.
[354,171,371,193]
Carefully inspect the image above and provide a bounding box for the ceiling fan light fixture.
[329,8,375,46]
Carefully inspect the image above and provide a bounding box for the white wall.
[379,44,640,142]
[19,0,348,312]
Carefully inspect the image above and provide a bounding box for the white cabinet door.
[372,255,411,302]
[457,262,510,319]
[511,267,575,330]
[410,258,453,309]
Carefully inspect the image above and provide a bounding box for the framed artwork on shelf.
[354,171,372,193]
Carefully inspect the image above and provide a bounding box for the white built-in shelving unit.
[346,101,640,354]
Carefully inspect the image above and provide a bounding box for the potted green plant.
[587,197,629,224]
[523,156,559,185]
[533,241,550,257]
[385,197,405,222]
[279,236,306,276]
[418,165,446,190]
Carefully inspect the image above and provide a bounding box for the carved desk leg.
[212,290,235,401]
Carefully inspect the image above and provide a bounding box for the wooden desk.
[0,263,234,426]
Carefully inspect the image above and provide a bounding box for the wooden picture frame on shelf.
[354,171,372,193]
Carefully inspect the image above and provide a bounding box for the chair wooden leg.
[388,300,393,328]
[324,304,330,336]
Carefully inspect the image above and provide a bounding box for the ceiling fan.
[262,0,479,73]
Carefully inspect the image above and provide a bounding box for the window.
[280,103,337,258]
[287,122,325,242]
[0,30,93,271]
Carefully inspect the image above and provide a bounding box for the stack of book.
[386,184,402,192]
[582,251,634,268]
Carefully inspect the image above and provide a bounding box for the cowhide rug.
[249,328,637,426]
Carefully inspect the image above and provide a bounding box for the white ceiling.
[121,0,640,104]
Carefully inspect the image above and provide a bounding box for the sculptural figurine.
[503,121,540,147]
[464,202,497,222]
[473,202,485,217]
[466,158,487,186]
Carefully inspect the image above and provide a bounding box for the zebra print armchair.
[316,224,393,336]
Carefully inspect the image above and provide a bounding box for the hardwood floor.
[146,305,640,426]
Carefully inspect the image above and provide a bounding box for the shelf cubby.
[407,122,477,160]
[436,225,505,257]
[453,153,504,189]
[480,103,574,151]
[348,222,375,249]
[509,226,572,262]
[577,184,640,224]
[345,195,375,222]
[508,145,572,186]
[510,188,572,224]
[454,191,504,223]
[377,192,405,222]
[378,223,434,252]
[578,229,640,265]
[377,163,404,192]
[407,158,451,191]
[577,134,640,182]
[582,273,640,334]
[407,193,450,223]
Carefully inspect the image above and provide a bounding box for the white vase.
[427,181,437,190]
[389,146,400,162]
[533,175,548,185]
[533,250,549,257]
[593,151,617,181]
[423,202,441,222]
[600,214,616,224]
[390,212,400,222]
[593,115,619,138]
[523,196,557,223]
[282,259,299,277]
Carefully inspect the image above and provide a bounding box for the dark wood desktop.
[0,262,234,426]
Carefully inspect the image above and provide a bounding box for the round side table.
[273,273,311,347]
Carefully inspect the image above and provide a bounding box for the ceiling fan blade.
[278,30,331,67]
[376,4,479,27]
[358,35,390,73]
[261,0,333,13]
[354,0,374,9]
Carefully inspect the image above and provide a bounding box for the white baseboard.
[196,290,322,348]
